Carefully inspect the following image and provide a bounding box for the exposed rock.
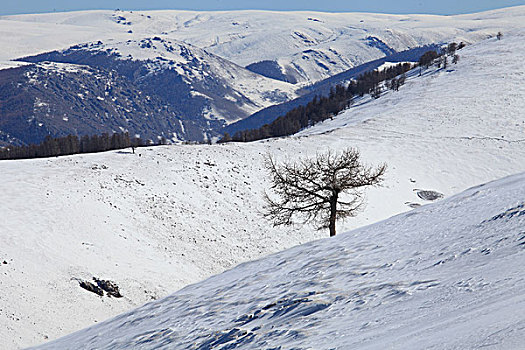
[94,278,123,298]
[405,202,422,208]
[78,277,122,298]
[416,190,444,201]
[79,281,104,296]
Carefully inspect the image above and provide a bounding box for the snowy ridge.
[6,35,297,144]
[2,7,524,82]
[54,38,298,121]
[1,6,525,144]
[297,29,525,139]
[34,171,525,349]
[19,37,297,125]
[136,5,525,83]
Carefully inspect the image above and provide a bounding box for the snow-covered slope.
[21,37,297,125]
[296,30,525,142]
[1,6,524,145]
[152,7,525,83]
[1,23,525,350]
[33,170,525,349]
[2,7,524,83]
[0,60,192,146]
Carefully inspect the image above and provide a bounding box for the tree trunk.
[329,192,338,237]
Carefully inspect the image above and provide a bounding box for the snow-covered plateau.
[0,11,524,350]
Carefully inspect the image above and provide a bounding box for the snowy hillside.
[1,28,525,348]
[21,37,297,125]
[33,168,525,349]
[1,6,524,145]
[0,60,193,146]
[1,36,297,145]
[2,7,525,83]
[154,7,525,83]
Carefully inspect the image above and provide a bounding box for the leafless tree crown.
[264,148,386,236]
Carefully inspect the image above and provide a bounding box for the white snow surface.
[33,167,525,350]
[1,20,525,350]
[1,7,525,82]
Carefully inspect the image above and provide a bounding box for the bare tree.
[264,149,386,237]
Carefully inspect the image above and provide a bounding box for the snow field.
[2,6,525,82]
[33,160,525,349]
[1,13,525,350]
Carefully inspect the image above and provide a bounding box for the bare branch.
[263,149,386,236]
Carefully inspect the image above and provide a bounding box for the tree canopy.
[264,148,386,236]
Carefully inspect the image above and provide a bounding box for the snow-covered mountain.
[33,170,525,349]
[1,6,524,145]
[152,7,525,84]
[2,7,524,83]
[23,37,298,120]
[1,27,525,348]
[3,37,297,144]
[0,60,191,145]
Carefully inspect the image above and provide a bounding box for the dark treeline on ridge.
[224,62,413,143]
[224,44,459,143]
[0,132,166,160]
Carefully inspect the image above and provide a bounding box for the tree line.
[223,62,413,142]
[0,132,166,160]
[223,44,462,143]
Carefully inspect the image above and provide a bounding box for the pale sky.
[1,0,524,16]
